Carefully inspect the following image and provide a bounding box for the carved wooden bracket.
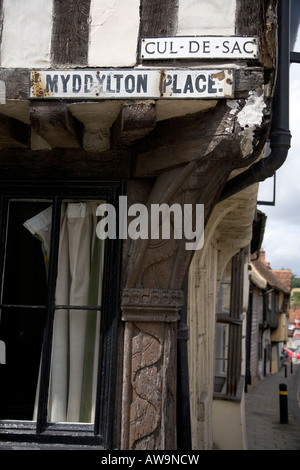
[111,102,156,146]
[30,101,84,148]
[0,113,30,148]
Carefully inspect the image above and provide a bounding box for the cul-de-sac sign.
[141,37,258,60]
[30,69,234,100]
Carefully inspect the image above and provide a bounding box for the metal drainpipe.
[218,0,291,203]
[177,280,192,450]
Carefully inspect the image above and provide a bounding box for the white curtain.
[24,201,105,423]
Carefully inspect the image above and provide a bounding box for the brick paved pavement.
[245,363,300,450]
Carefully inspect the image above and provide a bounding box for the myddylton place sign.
[30,69,234,100]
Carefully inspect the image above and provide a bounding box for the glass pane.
[217,260,232,315]
[0,200,50,420]
[2,201,50,306]
[47,201,105,424]
[214,323,229,393]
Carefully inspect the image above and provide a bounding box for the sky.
[257,32,300,277]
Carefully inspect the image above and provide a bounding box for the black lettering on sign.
[46,75,58,93]
[72,75,82,93]
[61,74,71,93]
[84,74,93,93]
[195,75,206,93]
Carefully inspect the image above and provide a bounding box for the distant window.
[214,250,245,398]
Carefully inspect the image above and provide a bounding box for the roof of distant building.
[251,249,292,295]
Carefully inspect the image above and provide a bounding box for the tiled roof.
[274,270,293,292]
[251,250,292,294]
[289,307,300,323]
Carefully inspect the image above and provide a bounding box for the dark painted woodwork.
[227,249,245,396]
[236,0,277,69]
[140,0,179,37]
[111,102,156,146]
[51,0,91,65]
[133,98,269,178]
[0,148,130,180]
[0,113,30,148]
[236,0,274,36]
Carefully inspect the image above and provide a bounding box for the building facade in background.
[248,250,292,385]
[0,0,293,450]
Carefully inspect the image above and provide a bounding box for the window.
[214,249,245,398]
[0,181,121,448]
[264,290,279,328]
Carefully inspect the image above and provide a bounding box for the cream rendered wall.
[1,0,53,68]
[212,395,248,450]
[88,0,140,67]
[177,0,236,35]
[188,236,249,450]
[272,312,288,343]
[188,240,218,450]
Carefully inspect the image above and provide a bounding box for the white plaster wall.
[0,0,239,69]
[1,0,53,68]
[177,0,237,36]
[88,0,140,67]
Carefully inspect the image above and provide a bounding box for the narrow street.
[245,364,300,450]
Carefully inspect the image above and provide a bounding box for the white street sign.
[141,37,258,60]
[30,69,234,100]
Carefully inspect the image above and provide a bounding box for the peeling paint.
[213,71,225,81]
[227,100,239,115]
[237,90,266,156]
[237,90,266,129]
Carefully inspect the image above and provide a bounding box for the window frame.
[264,289,279,329]
[0,180,123,449]
[214,249,245,400]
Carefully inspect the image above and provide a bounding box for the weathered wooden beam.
[0,147,131,180]
[236,0,277,68]
[0,113,30,148]
[51,0,91,66]
[140,0,179,37]
[133,94,269,178]
[235,0,274,36]
[30,101,84,148]
[111,102,156,146]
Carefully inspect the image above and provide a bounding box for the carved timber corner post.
[120,288,184,450]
